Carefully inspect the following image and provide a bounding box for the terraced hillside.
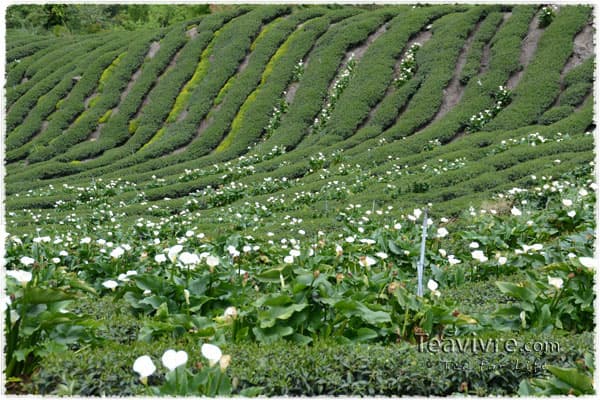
[3,4,596,396]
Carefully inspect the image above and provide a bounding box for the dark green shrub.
[538,106,574,125]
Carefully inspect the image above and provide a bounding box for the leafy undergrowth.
[4,163,596,396]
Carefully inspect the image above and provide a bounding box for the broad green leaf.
[495,281,538,303]
[25,288,74,304]
[335,300,391,325]
[546,366,594,394]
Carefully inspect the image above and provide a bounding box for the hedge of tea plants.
[4,4,596,396]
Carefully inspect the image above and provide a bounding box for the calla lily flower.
[161,349,188,371]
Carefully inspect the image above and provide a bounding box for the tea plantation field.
[3,4,596,396]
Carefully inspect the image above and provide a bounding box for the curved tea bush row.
[28,36,162,163]
[6,35,113,109]
[63,7,256,166]
[89,7,386,186]
[3,12,248,185]
[485,6,591,130]
[10,7,359,189]
[136,5,293,157]
[558,57,593,107]
[6,44,62,88]
[5,39,133,164]
[321,6,459,141]
[6,35,59,62]
[458,9,505,84]
[5,34,127,133]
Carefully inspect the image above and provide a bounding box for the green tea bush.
[538,106,574,125]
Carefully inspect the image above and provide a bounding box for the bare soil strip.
[479,12,512,75]
[561,23,594,76]
[88,40,161,143]
[357,29,433,130]
[506,11,545,90]
[186,27,198,39]
[432,18,484,122]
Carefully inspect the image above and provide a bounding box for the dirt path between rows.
[186,27,198,39]
[432,18,484,122]
[561,23,594,77]
[357,29,433,130]
[506,10,545,90]
[85,40,162,145]
[479,12,512,74]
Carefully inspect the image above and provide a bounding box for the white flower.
[161,349,188,371]
[413,208,422,219]
[427,279,440,297]
[511,207,522,216]
[498,256,507,265]
[436,228,449,238]
[448,255,461,265]
[358,255,377,268]
[547,276,563,289]
[562,199,573,207]
[224,306,238,320]
[567,210,576,218]
[438,249,447,257]
[579,188,588,197]
[206,255,220,268]
[471,250,488,263]
[80,237,92,244]
[51,257,61,264]
[155,254,167,263]
[179,252,199,265]
[167,245,183,263]
[335,244,343,257]
[102,280,118,290]
[345,236,355,243]
[394,223,402,230]
[110,247,125,259]
[290,249,301,257]
[284,255,294,264]
[6,270,33,286]
[469,242,479,249]
[375,252,388,259]
[185,230,194,237]
[227,245,240,258]
[133,355,156,381]
[201,343,222,367]
[59,250,68,257]
[578,257,595,269]
[20,256,35,266]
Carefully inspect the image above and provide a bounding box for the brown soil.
[479,12,512,74]
[147,41,161,59]
[186,27,198,39]
[84,92,98,109]
[176,109,189,123]
[345,24,388,63]
[358,29,434,129]
[89,123,103,141]
[132,45,184,120]
[561,23,594,76]
[433,18,484,122]
[506,10,545,90]
[115,41,161,114]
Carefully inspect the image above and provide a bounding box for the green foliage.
[6,4,211,34]
[30,333,593,396]
[538,106,574,125]
[519,352,594,396]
